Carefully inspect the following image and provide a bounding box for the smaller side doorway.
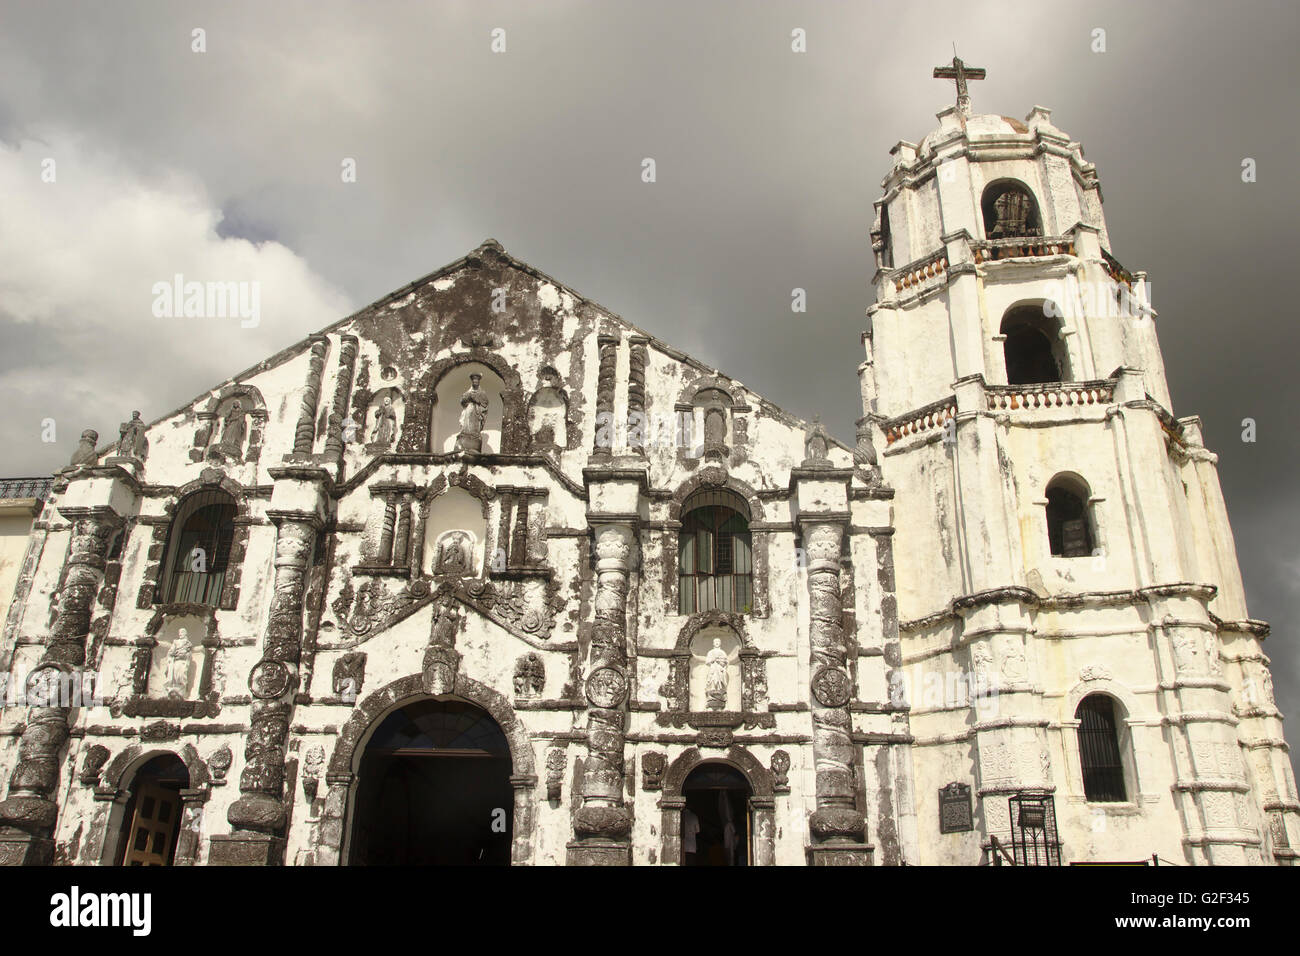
[681,763,752,866]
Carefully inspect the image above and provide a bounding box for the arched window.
[1075,695,1127,802]
[678,489,752,615]
[1001,304,1068,385]
[159,490,236,606]
[982,180,1042,239]
[1045,474,1093,558]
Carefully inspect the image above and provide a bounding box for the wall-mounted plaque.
[939,782,973,833]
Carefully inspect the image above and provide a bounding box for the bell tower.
[858,62,1298,865]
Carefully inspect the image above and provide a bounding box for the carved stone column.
[324,335,358,463]
[591,334,619,458]
[0,505,121,865]
[802,519,871,865]
[568,522,634,864]
[627,336,648,455]
[213,491,322,865]
[293,335,329,454]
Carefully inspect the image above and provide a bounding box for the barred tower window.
[1075,694,1128,802]
[678,489,752,615]
[159,490,236,606]
[982,180,1042,239]
[1045,474,1094,558]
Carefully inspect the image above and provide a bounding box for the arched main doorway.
[681,762,753,866]
[348,698,514,865]
[115,754,189,866]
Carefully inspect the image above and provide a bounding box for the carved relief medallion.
[249,660,292,700]
[811,666,852,708]
[586,666,628,709]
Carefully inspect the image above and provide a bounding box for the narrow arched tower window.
[1045,474,1094,558]
[1075,694,1127,802]
[982,180,1042,239]
[159,489,236,606]
[678,488,752,615]
[1001,305,1068,385]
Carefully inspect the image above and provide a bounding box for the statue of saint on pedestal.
[455,373,491,453]
[704,637,729,710]
[165,629,194,699]
[373,396,398,447]
[69,429,99,467]
[117,410,147,459]
[217,399,247,456]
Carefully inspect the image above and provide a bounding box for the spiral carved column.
[568,522,634,865]
[803,519,872,865]
[0,506,121,865]
[214,509,320,865]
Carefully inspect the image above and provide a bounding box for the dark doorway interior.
[349,698,514,865]
[682,763,752,866]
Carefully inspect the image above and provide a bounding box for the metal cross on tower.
[933,55,986,116]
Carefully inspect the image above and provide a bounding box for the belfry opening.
[348,698,514,865]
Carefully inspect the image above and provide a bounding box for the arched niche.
[431,363,506,454]
[421,486,489,576]
[365,386,404,449]
[528,366,570,453]
[690,626,742,711]
[982,179,1042,240]
[1000,302,1070,385]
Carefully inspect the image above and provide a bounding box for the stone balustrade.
[972,235,1074,263]
[985,379,1114,411]
[891,250,948,294]
[884,398,956,445]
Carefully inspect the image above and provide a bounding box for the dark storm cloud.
[0,0,1296,780]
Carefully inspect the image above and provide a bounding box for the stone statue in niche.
[215,399,248,456]
[528,367,567,452]
[165,628,194,699]
[703,406,727,446]
[513,653,545,698]
[372,396,398,447]
[705,637,729,710]
[455,373,491,454]
[435,531,473,576]
[69,429,99,467]
[117,411,147,459]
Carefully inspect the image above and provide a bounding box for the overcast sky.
[1,1,1297,788]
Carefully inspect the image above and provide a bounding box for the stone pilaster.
[591,334,619,458]
[626,335,648,455]
[0,502,122,865]
[568,520,635,865]
[214,467,327,864]
[801,518,872,865]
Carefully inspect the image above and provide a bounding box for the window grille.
[160,490,236,606]
[678,489,752,615]
[1076,695,1127,802]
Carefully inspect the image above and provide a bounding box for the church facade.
[0,72,1295,866]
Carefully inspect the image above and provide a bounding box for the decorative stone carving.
[1079,663,1112,682]
[208,745,233,785]
[1204,633,1222,676]
[302,746,325,801]
[513,653,545,698]
[249,660,292,700]
[528,367,568,453]
[771,750,791,793]
[853,421,880,484]
[116,411,147,459]
[812,666,852,708]
[455,373,491,454]
[69,429,99,467]
[545,748,567,802]
[641,752,666,791]
[164,629,194,699]
[422,600,461,696]
[79,745,110,786]
[697,727,733,748]
[332,652,366,703]
[586,666,628,709]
